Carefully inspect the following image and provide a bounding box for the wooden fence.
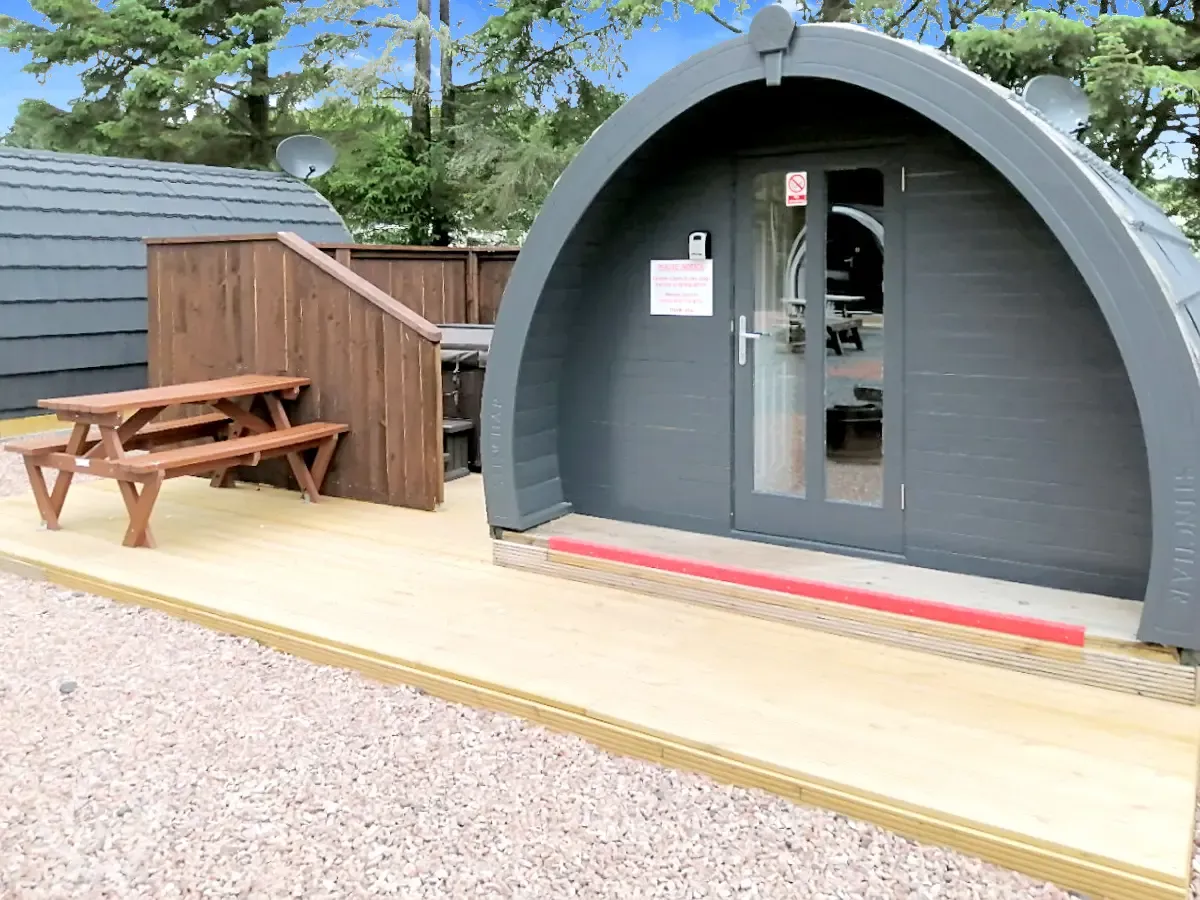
[316,243,517,325]
[145,232,444,511]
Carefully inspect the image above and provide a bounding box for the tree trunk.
[247,25,272,167]
[439,0,454,142]
[412,0,433,149]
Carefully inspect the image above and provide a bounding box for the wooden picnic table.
[825,315,865,356]
[784,299,865,355]
[4,374,348,549]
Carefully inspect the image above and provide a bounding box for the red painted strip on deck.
[544,536,1088,647]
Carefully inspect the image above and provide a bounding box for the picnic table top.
[38,374,311,416]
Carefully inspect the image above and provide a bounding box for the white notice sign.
[650,259,714,317]
[785,171,808,207]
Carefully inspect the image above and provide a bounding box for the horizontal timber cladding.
[900,147,1152,600]
[146,235,443,510]
[316,244,518,325]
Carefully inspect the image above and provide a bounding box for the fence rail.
[316,243,518,326]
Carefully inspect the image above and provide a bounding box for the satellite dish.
[1022,75,1091,136]
[275,134,337,181]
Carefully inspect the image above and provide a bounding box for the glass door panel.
[824,168,886,507]
[750,171,806,498]
[733,156,904,555]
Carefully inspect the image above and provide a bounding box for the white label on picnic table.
[650,259,714,317]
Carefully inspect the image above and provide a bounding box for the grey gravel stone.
[58,680,77,695]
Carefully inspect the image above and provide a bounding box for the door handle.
[738,315,762,366]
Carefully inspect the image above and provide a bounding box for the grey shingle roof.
[0,147,351,294]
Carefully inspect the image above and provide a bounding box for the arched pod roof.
[482,16,1200,649]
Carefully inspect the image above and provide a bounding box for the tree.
[449,80,624,241]
[950,10,1200,183]
[1146,176,1200,247]
[464,0,1017,107]
[298,0,457,241]
[948,8,1200,246]
[0,0,327,167]
[439,0,455,139]
[412,0,432,147]
[301,97,460,243]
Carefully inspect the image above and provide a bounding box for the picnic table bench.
[3,374,348,549]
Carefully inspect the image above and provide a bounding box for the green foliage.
[448,81,624,240]
[297,0,629,242]
[296,0,433,104]
[301,98,460,244]
[950,10,1200,184]
[462,0,1040,105]
[0,0,326,166]
[289,80,621,244]
[1146,176,1200,248]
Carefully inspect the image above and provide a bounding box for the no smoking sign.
[785,171,808,207]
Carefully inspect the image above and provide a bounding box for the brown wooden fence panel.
[476,252,517,324]
[316,244,518,325]
[146,233,443,511]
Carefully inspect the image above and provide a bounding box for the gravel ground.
[0,440,1192,899]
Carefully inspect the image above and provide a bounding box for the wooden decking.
[0,475,1195,900]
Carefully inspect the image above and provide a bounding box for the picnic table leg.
[209,397,273,489]
[261,393,323,502]
[120,474,164,549]
[98,425,158,549]
[45,423,89,522]
[24,458,61,530]
[310,435,341,492]
[210,422,243,488]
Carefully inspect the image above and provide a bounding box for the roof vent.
[748,4,797,87]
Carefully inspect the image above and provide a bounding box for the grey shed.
[0,148,351,418]
[482,16,1200,650]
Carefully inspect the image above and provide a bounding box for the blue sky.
[0,0,80,130]
[0,0,748,132]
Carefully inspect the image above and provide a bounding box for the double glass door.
[732,155,904,554]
